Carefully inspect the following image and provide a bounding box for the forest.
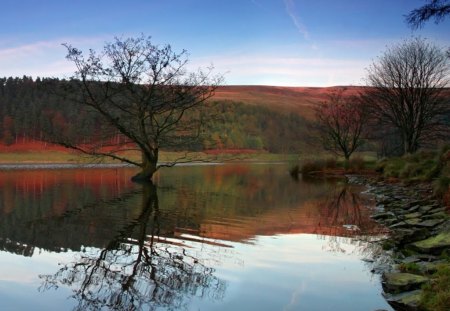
[0,76,308,154]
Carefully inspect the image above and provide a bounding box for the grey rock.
[403,212,423,219]
[404,218,422,226]
[372,211,396,220]
[382,273,428,292]
[386,290,422,311]
[419,205,434,213]
[401,257,421,264]
[407,205,420,213]
[410,231,450,254]
[416,218,444,228]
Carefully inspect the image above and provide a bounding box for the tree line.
[0,76,307,152]
[313,37,450,160]
[313,1,450,160]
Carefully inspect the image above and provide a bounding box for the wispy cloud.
[0,36,108,78]
[284,0,309,40]
[190,53,369,86]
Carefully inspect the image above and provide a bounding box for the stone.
[427,207,446,214]
[407,205,420,213]
[408,199,429,207]
[383,273,428,292]
[410,231,450,254]
[401,257,420,264]
[413,254,438,262]
[371,262,394,274]
[384,217,399,226]
[422,211,448,220]
[361,258,375,263]
[416,219,444,228]
[372,212,396,220]
[386,290,422,311]
[403,212,423,219]
[389,221,408,229]
[419,205,434,213]
[418,261,445,273]
[404,218,421,226]
[393,228,430,244]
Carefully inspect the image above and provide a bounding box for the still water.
[0,164,393,310]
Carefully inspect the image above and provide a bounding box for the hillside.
[0,78,365,156]
[212,85,364,119]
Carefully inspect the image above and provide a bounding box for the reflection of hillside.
[0,168,139,255]
[0,165,382,257]
[198,185,385,242]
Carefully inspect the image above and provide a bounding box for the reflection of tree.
[315,184,387,255]
[40,183,226,311]
[316,185,382,236]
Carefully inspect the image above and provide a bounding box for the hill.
[0,77,365,156]
[212,85,364,119]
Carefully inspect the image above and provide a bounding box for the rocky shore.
[348,175,450,311]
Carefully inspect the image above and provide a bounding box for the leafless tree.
[406,0,450,29]
[313,89,367,161]
[59,35,223,181]
[363,37,450,154]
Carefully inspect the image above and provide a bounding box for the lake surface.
[0,164,393,310]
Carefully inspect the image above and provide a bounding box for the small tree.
[364,38,450,154]
[59,35,222,181]
[313,89,367,161]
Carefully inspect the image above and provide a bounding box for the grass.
[0,151,85,163]
[377,148,448,181]
[421,264,450,311]
[0,150,299,165]
[399,262,421,274]
[297,152,378,175]
[376,146,450,202]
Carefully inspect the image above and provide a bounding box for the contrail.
[284,0,310,40]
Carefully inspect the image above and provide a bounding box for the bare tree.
[59,35,223,181]
[406,0,450,29]
[313,89,367,161]
[364,38,450,154]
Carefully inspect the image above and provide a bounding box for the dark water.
[0,164,393,310]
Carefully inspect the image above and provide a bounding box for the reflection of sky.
[0,233,392,310]
[189,234,393,311]
[0,250,75,310]
[0,165,392,310]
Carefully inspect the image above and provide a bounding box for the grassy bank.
[296,147,450,204]
[376,146,450,205]
[290,152,378,176]
[0,150,299,165]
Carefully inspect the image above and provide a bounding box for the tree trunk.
[131,151,157,182]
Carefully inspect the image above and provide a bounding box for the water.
[0,164,393,310]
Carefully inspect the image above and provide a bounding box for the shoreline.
[0,161,292,171]
[348,175,450,311]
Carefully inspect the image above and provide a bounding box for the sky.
[0,0,449,86]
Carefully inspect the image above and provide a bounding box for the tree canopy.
[60,35,223,181]
[364,37,450,154]
[313,89,367,160]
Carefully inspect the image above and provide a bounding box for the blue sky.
[0,0,448,86]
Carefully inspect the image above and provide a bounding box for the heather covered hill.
[1,78,446,156]
[212,85,364,119]
[0,77,316,154]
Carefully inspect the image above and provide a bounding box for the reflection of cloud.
[284,0,309,40]
[283,282,306,311]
